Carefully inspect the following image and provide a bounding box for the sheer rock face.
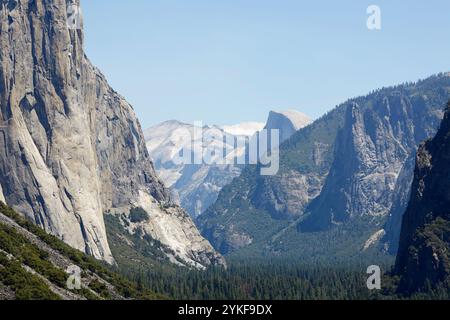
[300,93,444,232]
[380,153,415,254]
[0,0,224,268]
[264,110,312,143]
[395,104,450,293]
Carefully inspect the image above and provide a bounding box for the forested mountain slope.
[199,74,450,262]
[395,102,450,295]
[0,203,163,300]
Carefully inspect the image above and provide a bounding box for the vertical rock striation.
[300,87,446,232]
[0,0,224,268]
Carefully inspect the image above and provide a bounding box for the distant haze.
[82,0,450,127]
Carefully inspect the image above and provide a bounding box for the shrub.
[129,207,149,223]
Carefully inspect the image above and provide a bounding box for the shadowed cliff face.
[0,0,224,268]
[395,103,450,294]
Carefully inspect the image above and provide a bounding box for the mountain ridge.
[198,73,450,261]
[265,110,312,143]
[145,110,310,218]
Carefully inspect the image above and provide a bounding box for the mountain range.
[144,111,311,218]
[198,74,450,263]
[0,0,449,300]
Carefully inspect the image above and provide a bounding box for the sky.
[81,0,450,128]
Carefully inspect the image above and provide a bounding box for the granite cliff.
[0,0,224,268]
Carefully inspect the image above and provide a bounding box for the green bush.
[89,279,111,299]
[129,207,149,223]
[0,252,59,300]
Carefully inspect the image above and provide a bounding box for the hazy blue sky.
[81,0,450,128]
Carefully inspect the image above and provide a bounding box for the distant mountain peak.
[162,119,187,126]
[269,110,312,130]
[265,109,312,142]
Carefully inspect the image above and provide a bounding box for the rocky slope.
[395,102,450,294]
[0,0,223,268]
[0,203,163,300]
[199,74,450,259]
